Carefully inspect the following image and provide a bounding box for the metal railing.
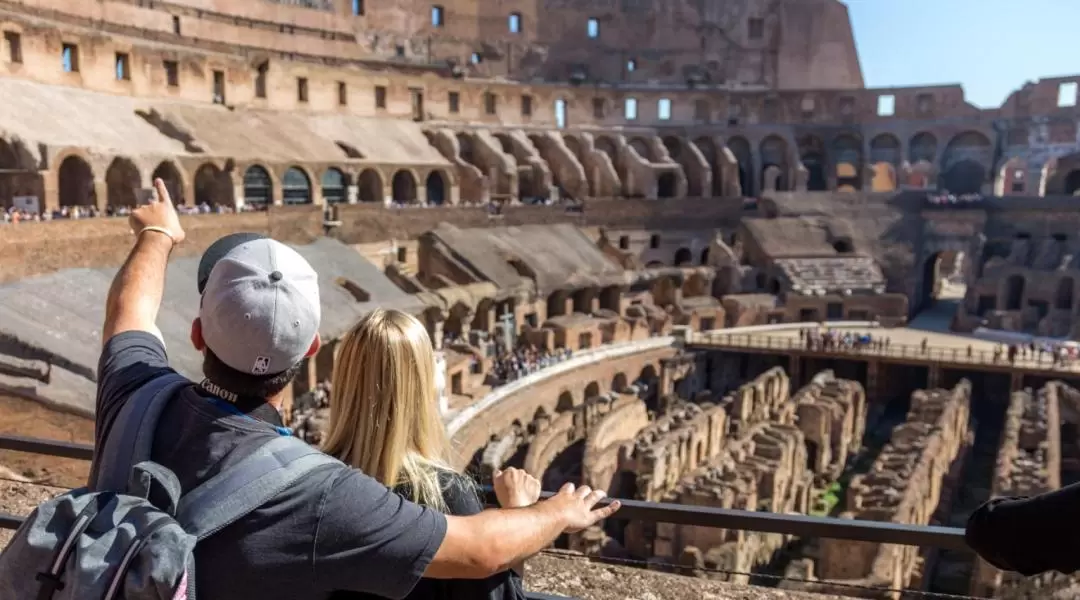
[692,331,1080,374]
[0,433,967,552]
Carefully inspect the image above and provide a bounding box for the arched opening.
[556,390,575,412]
[870,162,897,192]
[693,137,723,196]
[1004,274,1025,311]
[321,168,347,204]
[282,167,312,205]
[673,247,693,266]
[798,135,827,192]
[105,158,141,209]
[662,137,681,161]
[193,163,234,208]
[426,170,448,205]
[57,155,94,208]
[920,252,942,312]
[243,165,273,206]
[941,131,992,194]
[542,439,585,506]
[391,170,417,204]
[629,138,653,162]
[869,133,902,169]
[357,169,383,203]
[456,133,478,168]
[554,98,568,129]
[151,161,185,205]
[611,372,628,393]
[595,137,618,163]
[1066,170,1080,195]
[1057,278,1075,311]
[833,135,862,191]
[727,137,753,196]
[832,240,853,254]
[605,471,638,542]
[940,160,986,195]
[700,247,710,264]
[584,381,601,400]
[637,364,659,410]
[759,135,789,191]
[657,172,677,198]
[909,132,938,164]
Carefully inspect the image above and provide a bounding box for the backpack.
[0,372,339,600]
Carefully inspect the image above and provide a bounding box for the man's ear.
[191,318,205,351]
[305,333,322,358]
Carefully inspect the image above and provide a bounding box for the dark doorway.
[657,172,677,198]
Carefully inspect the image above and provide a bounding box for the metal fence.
[0,433,978,598]
[693,331,1080,374]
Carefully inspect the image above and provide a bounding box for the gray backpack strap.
[91,373,190,492]
[175,435,341,540]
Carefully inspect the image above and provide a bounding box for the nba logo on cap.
[252,356,271,375]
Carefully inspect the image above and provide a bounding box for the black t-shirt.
[332,472,526,600]
[95,331,448,600]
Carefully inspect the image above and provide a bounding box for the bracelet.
[137,226,176,244]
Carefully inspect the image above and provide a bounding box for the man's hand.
[546,482,620,534]
[130,178,186,246]
[493,468,541,509]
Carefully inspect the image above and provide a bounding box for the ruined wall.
[971,383,1063,597]
[809,381,972,597]
[794,370,867,481]
[582,396,650,493]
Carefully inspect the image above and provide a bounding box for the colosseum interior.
[3,0,1080,598]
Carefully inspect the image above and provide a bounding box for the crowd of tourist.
[490,344,574,385]
[992,340,1079,368]
[926,191,984,206]
[2,202,263,224]
[800,328,893,352]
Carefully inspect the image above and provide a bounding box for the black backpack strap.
[175,435,341,540]
[91,373,190,492]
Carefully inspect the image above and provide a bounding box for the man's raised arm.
[425,482,621,579]
[102,179,186,345]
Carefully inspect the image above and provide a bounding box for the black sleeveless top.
[331,471,527,600]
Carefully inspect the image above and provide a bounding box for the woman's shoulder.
[438,470,483,516]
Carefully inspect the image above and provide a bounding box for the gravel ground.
[525,551,849,600]
[0,479,66,547]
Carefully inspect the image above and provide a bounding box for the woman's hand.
[493,467,541,508]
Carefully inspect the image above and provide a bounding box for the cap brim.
[197,232,269,294]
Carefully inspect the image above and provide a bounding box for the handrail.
[691,331,1080,374]
[0,434,970,551]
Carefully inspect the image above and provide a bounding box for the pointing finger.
[153,178,172,205]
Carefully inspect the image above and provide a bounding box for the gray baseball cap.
[198,234,321,376]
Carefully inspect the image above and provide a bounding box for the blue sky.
[845,0,1080,108]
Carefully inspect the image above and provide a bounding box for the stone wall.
[971,383,1063,597]
[806,381,972,597]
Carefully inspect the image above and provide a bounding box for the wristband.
[137,226,177,244]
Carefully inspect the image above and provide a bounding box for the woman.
[324,308,537,600]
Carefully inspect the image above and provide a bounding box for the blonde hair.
[322,308,455,511]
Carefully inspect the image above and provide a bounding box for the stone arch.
[996,157,1027,195]
[869,133,902,168]
[1057,277,1075,311]
[556,390,576,412]
[563,135,583,159]
[57,155,94,208]
[909,132,938,164]
[1004,274,1025,311]
[941,131,992,194]
[657,172,677,198]
[426,170,448,205]
[584,381,601,400]
[151,161,185,205]
[832,135,862,191]
[391,170,418,204]
[357,169,383,203]
[759,135,789,191]
[629,138,652,161]
[726,136,753,196]
[105,157,141,208]
[595,137,618,162]
[693,136,724,196]
[243,164,273,206]
[456,132,476,165]
[611,372,628,393]
[798,135,827,192]
[193,163,234,207]
[673,247,693,266]
[282,166,313,205]
[321,168,348,204]
[661,136,681,161]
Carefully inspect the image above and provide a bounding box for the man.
[97,179,620,599]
